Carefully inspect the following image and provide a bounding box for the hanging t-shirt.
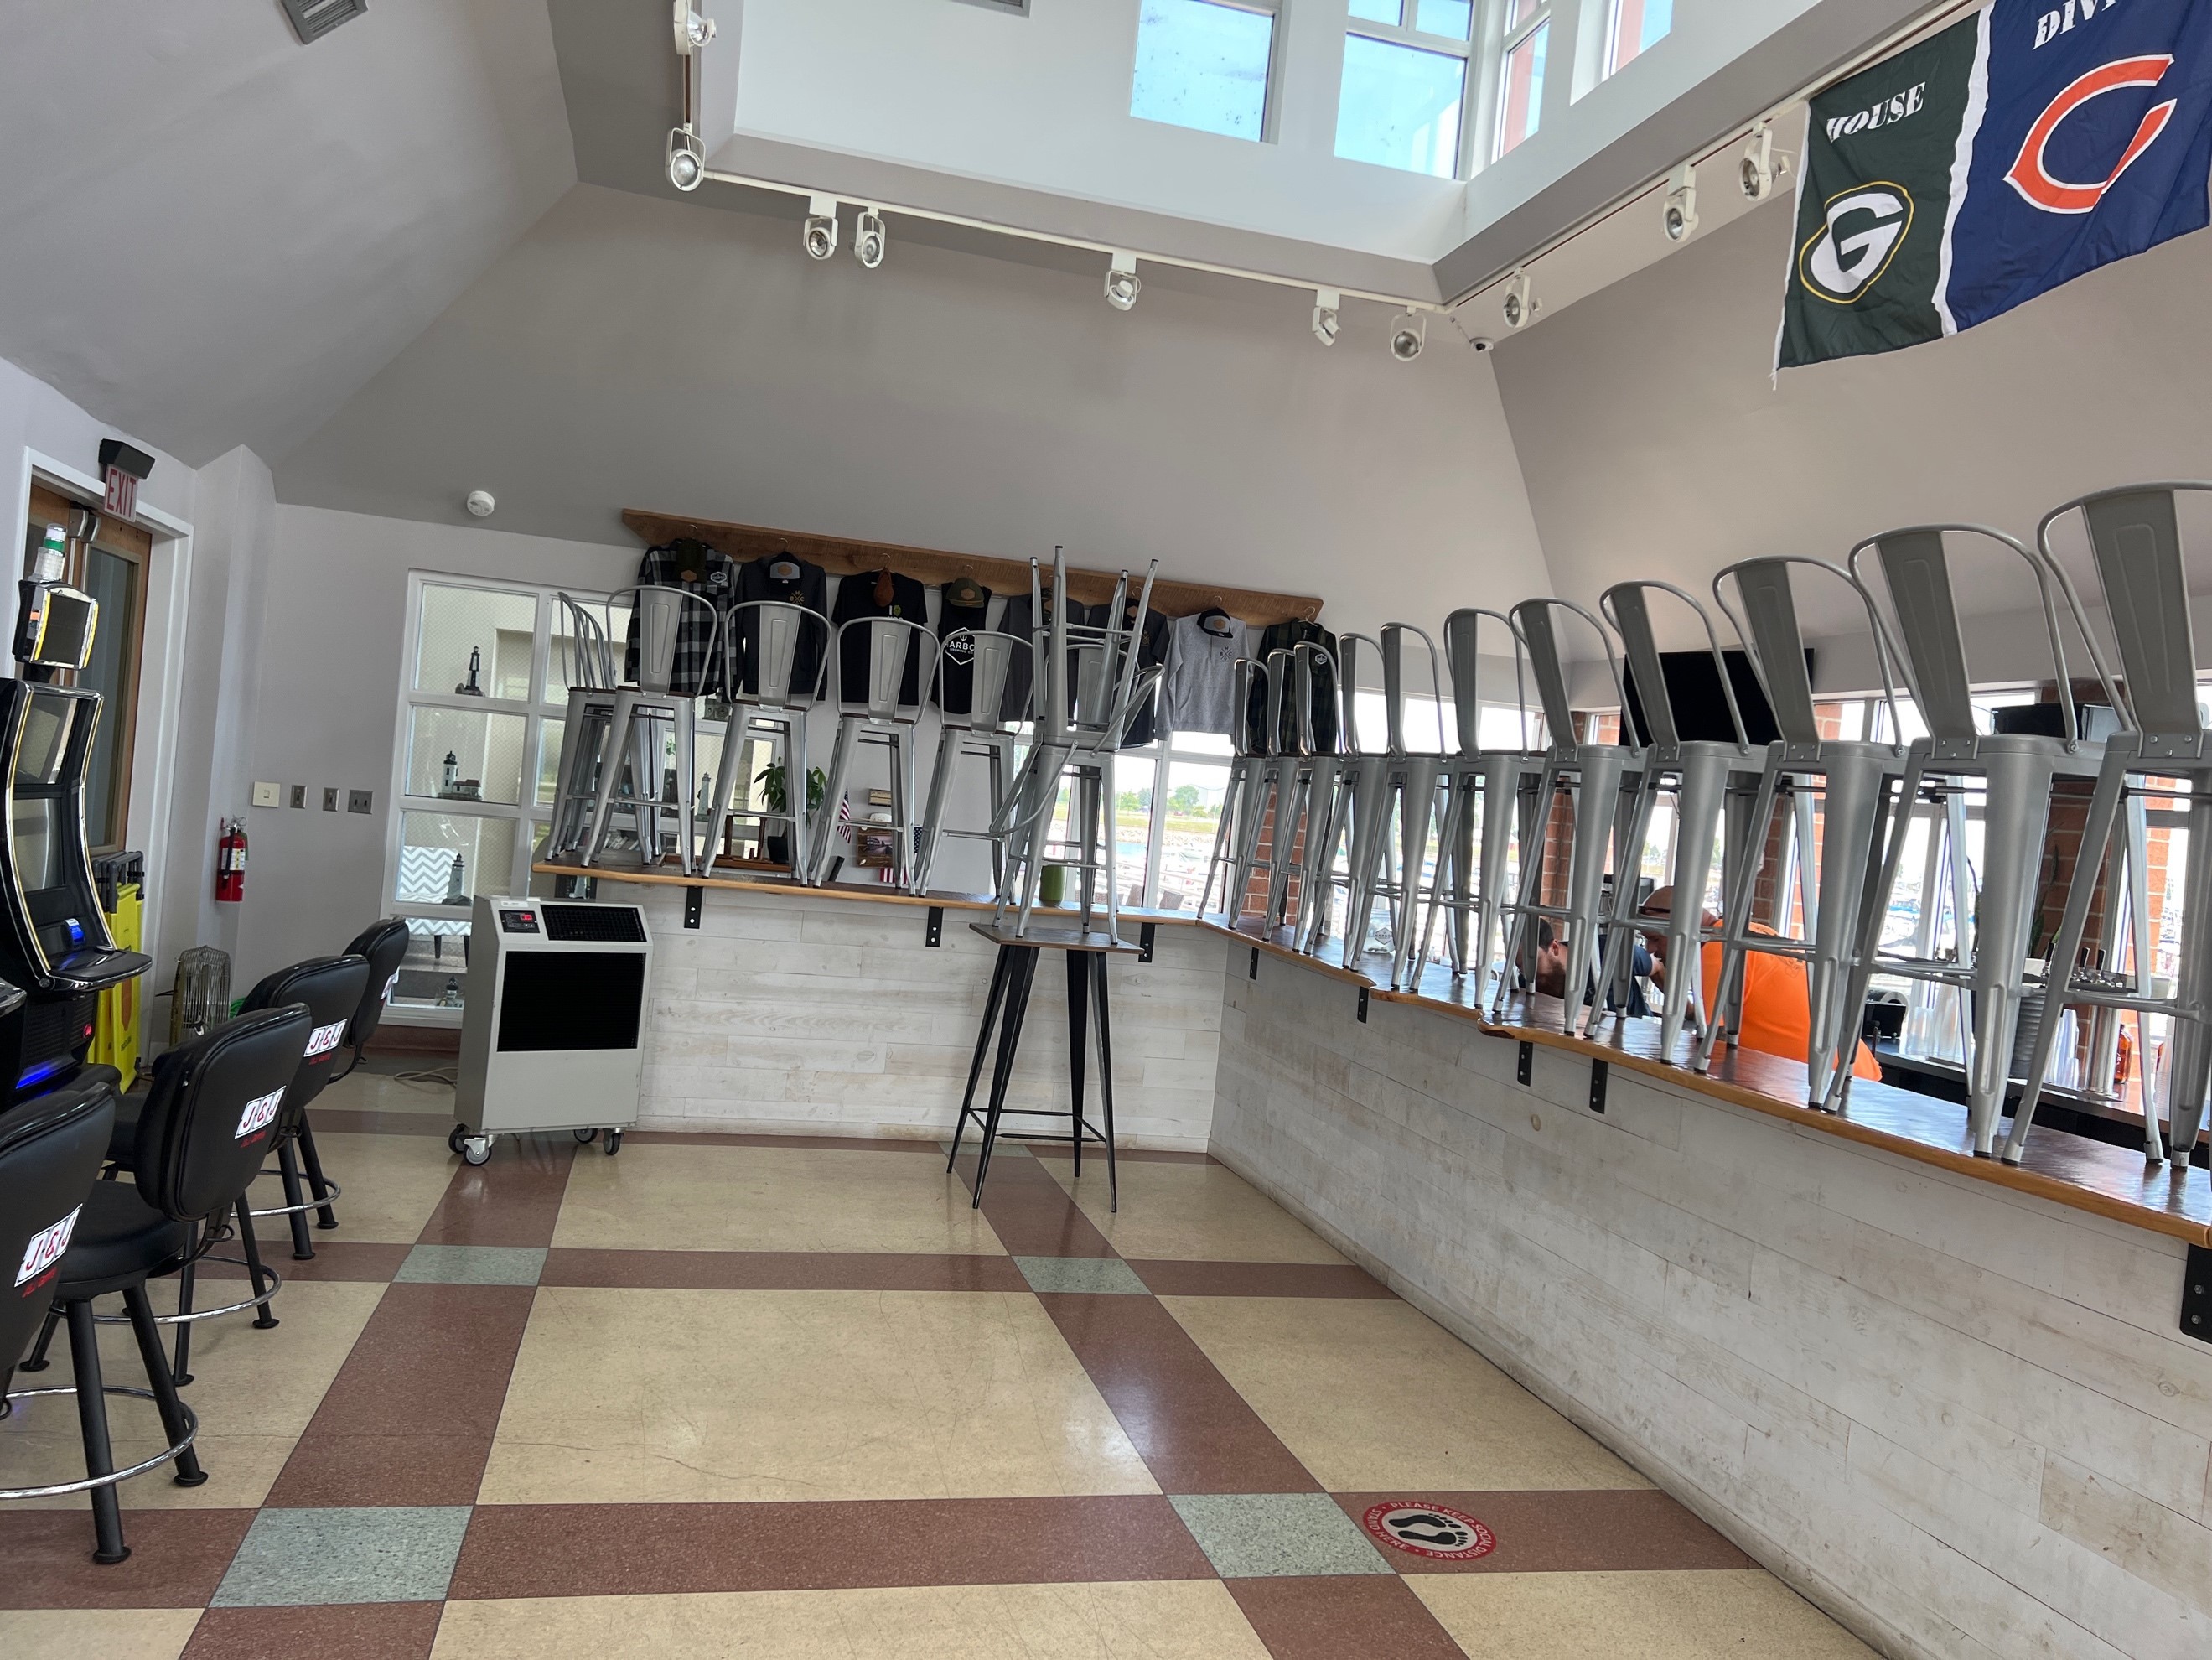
[1259,619,1341,754]
[934,579,993,716]
[1161,613,1250,737]
[733,552,829,699]
[831,568,929,707]
[627,539,736,697]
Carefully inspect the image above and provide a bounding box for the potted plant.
[755,763,826,868]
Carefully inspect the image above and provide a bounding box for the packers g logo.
[1799,183,1914,303]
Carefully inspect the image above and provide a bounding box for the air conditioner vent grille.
[283,0,369,44]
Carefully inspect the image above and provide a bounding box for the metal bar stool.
[2010,482,2212,1171]
[1289,641,1355,957]
[1825,525,2127,1150]
[1691,558,1916,1102]
[1582,581,1767,1056]
[1411,608,1544,1002]
[544,594,623,863]
[1199,655,1274,924]
[698,599,830,879]
[582,586,723,876]
[1289,632,1371,957]
[810,613,938,890]
[1259,642,1340,942]
[1491,599,1647,1030]
[915,628,1033,896]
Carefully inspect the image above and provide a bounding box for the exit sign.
[103,464,136,519]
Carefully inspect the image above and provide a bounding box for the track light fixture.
[1312,288,1340,346]
[804,195,839,261]
[672,1,715,54]
[1501,269,1540,330]
[1663,162,1699,241]
[1105,252,1141,312]
[1740,122,1787,200]
[1388,309,1426,361]
[666,126,704,192]
[853,208,887,270]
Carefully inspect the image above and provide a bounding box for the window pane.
[1608,0,1670,73]
[1337,34,1466,177]
[393,916,473,1009]
[79,546,141,849]
[416,584,536,699]
[1348,0,1401,23]
[1505,0,1544,28]
[1156,759,1230,909]
[1495,19,1546,158]
[407,708,528,805]
[1417,0,1472,39]
[1131,0,1273,142]
[396,810,516,907]
[536,718,565,807]
[1113,755,1157,906]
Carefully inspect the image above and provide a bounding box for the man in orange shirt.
[1639,886,1880,1082]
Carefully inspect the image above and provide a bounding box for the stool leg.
[298,1116,339,1230]
[19,1303,61,1372]
[277,1135,315,1261]
[971,947,1038,1208]
[1065,949,1089,1180]
[237,1197,280,1330]
[949,947,1013,1171]
[169,1222,199,1387]
[124,1284,205,1488]
[1091,952,1118,1215]
[65,1299,129,1564]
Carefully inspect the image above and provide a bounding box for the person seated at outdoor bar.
[1636,886,1880,1081]
[1530,918,1650,1016]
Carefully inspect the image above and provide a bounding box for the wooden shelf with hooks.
[620,509,1323,626]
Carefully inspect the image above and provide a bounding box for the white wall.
[273,182,1553,646]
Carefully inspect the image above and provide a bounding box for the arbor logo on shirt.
[235,1087,285,1141]
[1360,1502,1498,1561]
[16,1204,81,1290]
[304,1019,347,1059]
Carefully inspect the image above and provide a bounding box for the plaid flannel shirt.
[626,542,737,697]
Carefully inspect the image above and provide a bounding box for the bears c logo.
[2007,54,2178,214]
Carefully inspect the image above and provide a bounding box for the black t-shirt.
[935,584,992,715]
[831,569,929,707]
[1260,619,1341,753]
[733,553,829,699]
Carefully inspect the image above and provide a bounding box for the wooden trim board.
[621,509,1322,626]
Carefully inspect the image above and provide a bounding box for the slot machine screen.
[9,798,58,893]
[10,692,77,899]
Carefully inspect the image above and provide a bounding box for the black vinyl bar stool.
[3,1006,313,1563]
[239,954,373,1260]
[333,918,410,1081]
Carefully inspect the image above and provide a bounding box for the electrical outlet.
[289,785,307,809]
[323,788,339,812]
[251,781,281,808]
[347,789,373,814]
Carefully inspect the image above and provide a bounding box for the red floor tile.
[179,1603,443,1659]
[1228,1575,1469,1660]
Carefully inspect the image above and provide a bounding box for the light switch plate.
[323,788,339,812]
[251,781,281,809]
[289,785,307,809]
[347,790,373,814]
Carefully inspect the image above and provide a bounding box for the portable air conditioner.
[452,895,651,1165]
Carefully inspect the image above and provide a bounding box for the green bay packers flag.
[1778,0,2212,370]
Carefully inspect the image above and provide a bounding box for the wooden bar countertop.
[553,863,2212,1247]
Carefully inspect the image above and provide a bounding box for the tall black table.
[947,921,1139,1211]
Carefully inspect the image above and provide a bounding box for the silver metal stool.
[699,599,830,879]
[1826,525,2124,1148]
[1200,655,1276,925]
[916,629,1033,895]
[545,594,622,863]
[1692,558,1915,1102]
[583,586,722,875]
[1492,599,1645,1030]
[1583,581,1766,1057]
[2010,482,2212,1170]
[811,613,937,890]
[1412,608,1543,1003]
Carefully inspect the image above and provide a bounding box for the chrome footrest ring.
[91,1257,283,1326]
[247,1175,341,1219]
[0,1388,199,1500]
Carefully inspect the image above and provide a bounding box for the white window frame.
[1132,0,1289,146]
[1341,2,1480,180]
[1602,0,1669,80]
[1486,0,1552,163]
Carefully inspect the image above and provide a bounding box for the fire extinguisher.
[215,817,246,903]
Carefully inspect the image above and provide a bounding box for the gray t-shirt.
[1161,614,1250,736]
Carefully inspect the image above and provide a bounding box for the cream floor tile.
[1043,1159,1345,1263]
[479,1287,1155,1504]
[0,1281,383,1510]
[319,1067,458,1115]
[1411,1570,1877,1659]
[1162,1295,1649,1491]
[244,1129,457,1244]
[0,1607,201,1659]
[552,1144,1005,1255]
[433,1582,1269,1660]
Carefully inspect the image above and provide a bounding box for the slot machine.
[0,523,149,1098]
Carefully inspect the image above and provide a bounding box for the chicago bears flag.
[1777,0,2212,369]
